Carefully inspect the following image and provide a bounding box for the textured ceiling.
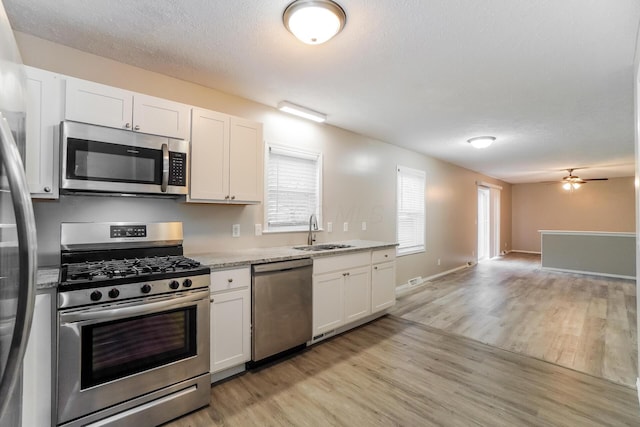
[5,0,640,183]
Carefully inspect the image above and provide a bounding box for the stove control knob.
[141,284,151,294]
[90,290,102,301]
[169,280,180,290]
[108,288,120,299]
[183,278,193,288]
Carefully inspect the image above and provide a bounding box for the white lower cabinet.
[22,290,54,427]
[371,248,397,313]
[343,266,371,323]
[209,267,251,377]
[312,251,371,337]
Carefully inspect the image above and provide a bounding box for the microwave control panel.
[168,152,187,186]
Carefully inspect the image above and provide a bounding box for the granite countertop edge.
[36,240,398,289]
[189,240,398,270]
[37,268,59,291]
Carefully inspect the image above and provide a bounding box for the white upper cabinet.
[132,93,190,139]
[65,77,190,140]
[189,108,263,204]
[190,108,229,201]
[228,117,263,202]
[25,66,63,199]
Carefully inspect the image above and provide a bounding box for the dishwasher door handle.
[252,258,313,274]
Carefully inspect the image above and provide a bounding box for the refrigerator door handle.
[0,113,37,420]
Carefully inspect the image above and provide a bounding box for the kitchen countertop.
[37,268,59,290]
[189,240,398,270]
[35,240,397,289]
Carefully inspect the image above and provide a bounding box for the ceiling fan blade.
[583,178,608,181]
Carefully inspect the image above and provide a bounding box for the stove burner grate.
[64,256,203,283]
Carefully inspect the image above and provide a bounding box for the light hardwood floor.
[166,253,639,426]
[166,315,640,426]
[390,253,638,387]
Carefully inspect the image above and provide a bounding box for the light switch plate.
[232,224,240,237]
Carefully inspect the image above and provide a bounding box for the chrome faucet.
[308,214,318,245]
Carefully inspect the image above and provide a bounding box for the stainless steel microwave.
[61,121,189,196]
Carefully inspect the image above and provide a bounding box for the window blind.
[397,166,425,255]
[265,145,321,231]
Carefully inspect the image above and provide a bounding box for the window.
[396,165,425,255]
[265,144,322,232]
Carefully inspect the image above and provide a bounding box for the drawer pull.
[384,254,388,258]
[374,266,378,270]
[210,297,214,303]
[228,278,233,283]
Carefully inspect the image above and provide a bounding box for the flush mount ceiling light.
[278,101,327,123]
[283,0,346,45]
[467,136,496,149]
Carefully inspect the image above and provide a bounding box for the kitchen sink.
[293,243,353,251]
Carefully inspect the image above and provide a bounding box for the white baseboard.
[541,266,634,280]
[396,263,471,296]
[511,250,542,254]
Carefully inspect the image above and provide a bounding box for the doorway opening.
[477,184,501,261]
[477,187,490,261]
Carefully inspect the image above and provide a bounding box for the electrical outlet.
[254,224,262,236]
[343,222,348,232]
[327,222,333,232]
[361,221,367,231]
[437,258,441,266]
[232,224,240,237]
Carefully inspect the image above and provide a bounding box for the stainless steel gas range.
[56,222,210,427]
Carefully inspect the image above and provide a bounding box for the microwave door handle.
[0,113,38,420]
[161,142,169,192]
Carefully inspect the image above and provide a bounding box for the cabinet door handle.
[374,266,378,270]
[125,122,131,129]
[134,125,140,131]
[44,186,51,193]
[228,278,233,283]
[225,195,230,200]
[210,297,214,303]
[384,254,388,258]
[231,195,236,200]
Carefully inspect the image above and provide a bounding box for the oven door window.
[66,138,162,185]
[81,307,197,389]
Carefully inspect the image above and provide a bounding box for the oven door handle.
[60,291,207,324]
[161,142,169,192]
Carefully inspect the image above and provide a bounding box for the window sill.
[397,247,425,257]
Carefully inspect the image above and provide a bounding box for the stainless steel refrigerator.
[0,0,38,426]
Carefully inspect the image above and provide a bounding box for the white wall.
[16,32,512,286]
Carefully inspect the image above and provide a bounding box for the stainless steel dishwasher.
[251,258,313,363]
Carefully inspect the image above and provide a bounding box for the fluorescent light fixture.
[283,0,346,45]
[467,136,496,149]
[277,101,327,123]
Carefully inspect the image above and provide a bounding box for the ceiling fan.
[561,168,608,190]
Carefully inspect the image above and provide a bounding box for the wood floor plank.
[165,315,640,427]
[391,253,638,387]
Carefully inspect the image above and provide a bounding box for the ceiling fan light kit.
[467,136,496,149]
[560,168,607,190]
[283,0,347,45]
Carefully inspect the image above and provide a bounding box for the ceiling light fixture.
[283,0,346,45]
[278,101,327,123]
[563,182,581,190]
[467,136,496,149]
